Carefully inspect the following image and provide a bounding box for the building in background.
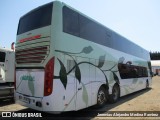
[151,60,160,76]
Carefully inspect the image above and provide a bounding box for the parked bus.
[0,47,15,99]
[15,1,152,113]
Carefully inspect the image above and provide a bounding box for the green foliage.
[150,51,160,60]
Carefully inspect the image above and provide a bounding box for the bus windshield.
[17,3,53,35]
[0,51,6,62]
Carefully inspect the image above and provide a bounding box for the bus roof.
[0,47,14,52]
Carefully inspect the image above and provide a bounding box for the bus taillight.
[44,57,54,96]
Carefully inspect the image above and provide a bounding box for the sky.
[0,0,160,52]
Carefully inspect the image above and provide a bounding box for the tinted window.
[62,6,149,60]
[63,6,79,36]
[63,7,111,47]
[118,63,148,79]
[17,3,53,35]
[0,52,6,62]
[79,15,106,45]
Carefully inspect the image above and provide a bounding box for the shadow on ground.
[0,98,14,107]
[12,88,151,119]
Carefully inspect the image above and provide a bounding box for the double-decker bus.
[15,1,152,113]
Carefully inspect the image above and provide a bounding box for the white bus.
[0,47,15,99]
[15,1,152,113]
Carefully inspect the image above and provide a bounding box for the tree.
[150,51,160,60]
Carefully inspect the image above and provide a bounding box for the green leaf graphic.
[28,75,35,96]
[81,46,93,54]
[75,65,81,84]
[57,58,67,89]
[113,72,120,84]
[118,57,125,63]
[97,54,106,68]
[82,83,88,107]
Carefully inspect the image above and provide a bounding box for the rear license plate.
[23,96,31,103]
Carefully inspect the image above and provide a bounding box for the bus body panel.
[5,51,15,83]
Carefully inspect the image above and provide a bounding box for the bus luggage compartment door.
[16,69,44,97]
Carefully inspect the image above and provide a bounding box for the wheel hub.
[98,91,106,104]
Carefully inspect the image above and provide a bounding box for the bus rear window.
[17,3,53,35]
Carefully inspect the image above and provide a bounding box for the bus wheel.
[109,84,120,103]
[97,86,107,107]
[146,80,149,89]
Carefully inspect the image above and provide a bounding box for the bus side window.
[63,6,79,37]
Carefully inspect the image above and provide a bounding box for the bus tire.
[146,80,149,89]
[109,84,120,103]
[96,86,107,107]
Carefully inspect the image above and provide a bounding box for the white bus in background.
[151,60,160,76]
[0,47,15,99]
[15,1,152,113]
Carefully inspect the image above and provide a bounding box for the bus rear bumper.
[15,92,43,111]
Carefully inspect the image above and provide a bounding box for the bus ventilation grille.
[16,46,49,64]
